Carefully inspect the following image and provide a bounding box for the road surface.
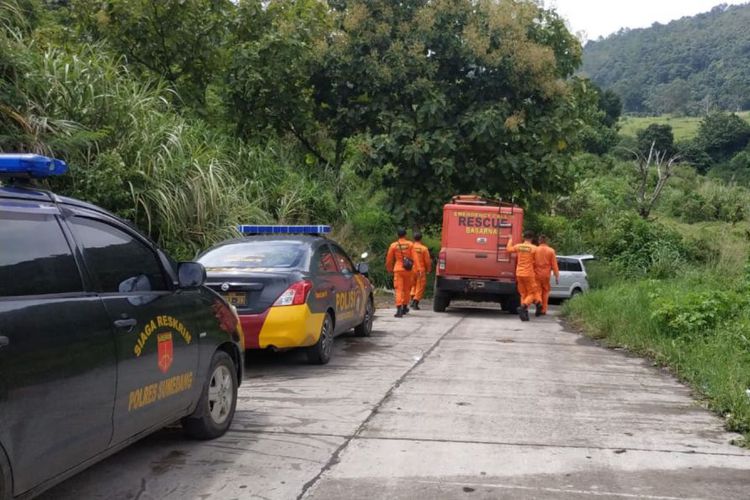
[42,306,750,499]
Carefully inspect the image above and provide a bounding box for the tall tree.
[315,0,587,222]
[227,0,331,162]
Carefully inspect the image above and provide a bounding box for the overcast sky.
[547,0,749,41]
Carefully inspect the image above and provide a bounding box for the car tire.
[182,350,238,440]
[433,291,450,312]
[306,312,334,364]
[570,288,583,298]
[0,447,11,500]
[354,296,374,337]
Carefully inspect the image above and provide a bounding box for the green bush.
[651,290,737,337]
[594,213,689,278]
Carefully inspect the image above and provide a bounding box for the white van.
[549,254,594,299]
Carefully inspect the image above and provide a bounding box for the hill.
[582,3,750,115]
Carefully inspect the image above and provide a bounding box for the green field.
[619,111,750,141]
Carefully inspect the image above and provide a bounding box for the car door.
[567,258,586,291]
[0,201,116,496]
[552,258,573,296]
[309,244,341,327]
[330,245,360,331]
[66,212,200,444]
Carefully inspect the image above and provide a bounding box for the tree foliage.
[637,124,675,158]
[695,111,750,163]
[319,0,586,222]
[69,0,233,110]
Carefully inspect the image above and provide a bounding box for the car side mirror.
[178,262,206,288]
[356,262,369,276]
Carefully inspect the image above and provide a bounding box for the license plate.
[223,292,247,306]
[468,280,485,289]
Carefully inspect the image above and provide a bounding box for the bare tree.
[631,141,681,220]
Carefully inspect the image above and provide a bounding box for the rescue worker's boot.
[517,305,529,322]
[394,306,404,318]
[413,300,420,310]
[535,302,544,317]
[403,304,410,314]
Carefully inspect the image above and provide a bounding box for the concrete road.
[42,306,750,499]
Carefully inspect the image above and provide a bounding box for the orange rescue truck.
[433,195,522,312]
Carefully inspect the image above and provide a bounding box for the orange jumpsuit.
[386,238,415,307]
[534,243,560,314]
[410,241,432,301]
[506,239,541,307]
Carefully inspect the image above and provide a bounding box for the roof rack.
[451,195,516,207]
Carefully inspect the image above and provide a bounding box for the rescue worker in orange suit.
[506,230,542,321]
[409,231,432,310]
[534,234,560,317]
[386,228,415,318]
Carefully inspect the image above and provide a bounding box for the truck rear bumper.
[435,276,517,299]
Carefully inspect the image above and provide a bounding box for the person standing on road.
[506,230,542,321]
[534,234,559,316]
[386,228,415,318]
[409,231,432,310]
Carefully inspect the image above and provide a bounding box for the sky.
[547,0,750,41]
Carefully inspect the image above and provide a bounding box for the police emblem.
[157,332,174,373]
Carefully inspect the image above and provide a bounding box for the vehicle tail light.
[438,251,446,272]
[274,280,313,306]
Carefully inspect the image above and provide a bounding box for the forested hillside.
[582,3,750,114]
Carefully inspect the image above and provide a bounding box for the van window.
[70,217,168,293]
[568,260,583,272]
[0,212,82,296]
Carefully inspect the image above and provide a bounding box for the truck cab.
[433,195,522,312]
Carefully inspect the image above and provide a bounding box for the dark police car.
[0,155,244,500]
[198,225,374,364]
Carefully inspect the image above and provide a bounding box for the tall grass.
[1,31,392,264]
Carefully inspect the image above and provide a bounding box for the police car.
[197,225,374,364]
[0,154,244,500]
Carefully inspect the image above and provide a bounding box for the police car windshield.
[199,241,307,271]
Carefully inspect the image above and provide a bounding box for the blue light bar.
[0,154,68,178]
[238,225,332,235]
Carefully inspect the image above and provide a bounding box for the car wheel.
[0,448,11,500]
[570,288,583,298]
[307,312,334,364]
[433,291,450,312]
[354,296,374,337]
[182,351,238,440]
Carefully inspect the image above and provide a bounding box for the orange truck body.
[433,195,522,312]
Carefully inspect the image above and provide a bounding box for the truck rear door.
[442,207,517,279]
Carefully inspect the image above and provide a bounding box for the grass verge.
[563,279,750,447]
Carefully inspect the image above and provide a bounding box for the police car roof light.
[0,154,68,178]
[238,225,332,235]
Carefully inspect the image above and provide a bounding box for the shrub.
[651,289,736,338]
[594,213,689,278]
